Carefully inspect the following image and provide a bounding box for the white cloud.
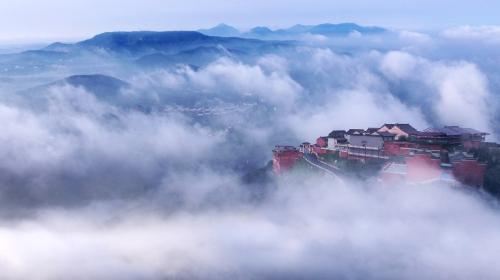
[430,62,492,132]
[380,51,421,79]
[399,30,432,45]
[1,27,500,279]
[287,88,428,140]
[442,26,500,44]
[129,58,302,109]
[380,51,496,135]
[188,58,302,107]
[348,30,363,38]
[0,85,225,204]
[1,178,500,279]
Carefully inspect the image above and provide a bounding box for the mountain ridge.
[43,31,278,57]
[198,22,387,38]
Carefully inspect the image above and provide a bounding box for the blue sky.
[0,0,498,42]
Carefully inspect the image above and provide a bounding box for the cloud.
[380,51,421,80]
[380,51,496,135]
[1,178,500,279]
[129,58,302,109]
[287,88,428,140]
[443,26,500,44]
[0,36,498,211]
[187,58,302,107]
[0,85,225,209]
[1,25,500,279]
[430,62,493,132]
[399,30,432,45]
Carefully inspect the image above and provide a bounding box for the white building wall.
[349,135,384,149]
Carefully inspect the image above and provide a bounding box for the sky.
[0,0,499,43]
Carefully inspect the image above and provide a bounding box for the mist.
[2,177,500,279]
[0,25,500,279]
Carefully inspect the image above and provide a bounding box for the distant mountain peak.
[73,31,223,55]
[247,26,274,37]
[286,24,311,33]
[64,74,129,88]
[250,26,273,32]
[18,74,130,103]
[198,24,240,37]
[214,23,237,29]
[308,22,385,35]
[243,22,386,39]
[79,31,209,47]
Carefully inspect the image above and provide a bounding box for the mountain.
[44,42,74,52]
[0,49,74,75]
[136,45,238,68]
[77,31,217,55]
[198,24,241,37]
[1,23,384,76]
[61,74,130,96]
[308,23,386,35]
[35,24,383,58]
[198,23,387,40]
[44,31,280,58]
[286,24,312,34]
[19,74,130,103]
[243,23,387,39]
[245,27,275,38]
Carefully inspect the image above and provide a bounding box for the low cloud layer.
[442,25,500,44]
[380,51,494,134]
[0,26,499,278]
[1,178,500,279]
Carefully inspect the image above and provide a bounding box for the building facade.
[272,146,303,174]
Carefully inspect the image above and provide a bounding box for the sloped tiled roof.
[380,123,419,134]
[381,124,396,129]
[347,129,365,135]
[424,126,488,136]
[395,124,419,134]
[328,130,346,138]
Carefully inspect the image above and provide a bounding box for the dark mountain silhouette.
[136,45,242,68]
[71,31,271,56]
[19,74,130,102]
[61,74,130,95]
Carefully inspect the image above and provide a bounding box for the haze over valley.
[1,16,500,279]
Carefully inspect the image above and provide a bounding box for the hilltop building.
[423,126,488,150]
[326,130,347,151]
[339,131,389,160]
[272,146,302,174]
[381,151,487,187]
[272,123,491,188]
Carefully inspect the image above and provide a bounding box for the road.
[302,153,345,182]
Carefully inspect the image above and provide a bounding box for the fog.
[2,177,500,279]
[0,26,500,278]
